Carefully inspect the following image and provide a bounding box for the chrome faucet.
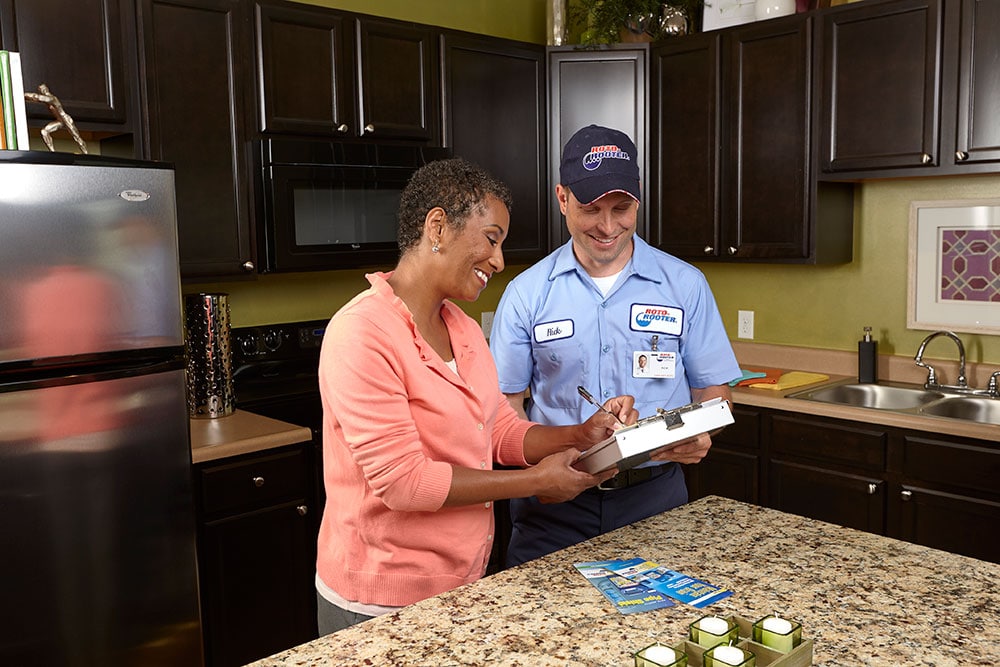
[914,331,969,391]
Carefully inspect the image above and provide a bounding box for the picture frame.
[702,0,757,31]
[907,198,1000,334]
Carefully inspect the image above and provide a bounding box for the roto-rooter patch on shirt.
[630,304,683,336]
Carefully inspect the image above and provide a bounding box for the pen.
[577,386,626,426]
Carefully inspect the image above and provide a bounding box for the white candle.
[696,616,732,647]
[641,644,677,665]
[711,644,748,666]
[760,616,795,652]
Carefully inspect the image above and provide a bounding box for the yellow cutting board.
[748,371,830,391]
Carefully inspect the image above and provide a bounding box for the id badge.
[633,350,675,378]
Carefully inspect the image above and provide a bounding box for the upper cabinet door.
[442,33,547,264]
[817,0,943,173]
[254,0,355,137]
[0,0,135,130]
[355,18,438,143]
[954,0,1000,165]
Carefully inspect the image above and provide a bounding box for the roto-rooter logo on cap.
[583,144,631,171]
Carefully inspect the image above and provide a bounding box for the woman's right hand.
[532,448,617,504]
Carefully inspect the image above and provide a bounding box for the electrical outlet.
[481,311,495,339]
[738,310,754,339]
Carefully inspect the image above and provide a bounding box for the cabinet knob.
[252,476,265,488]
[336,123,349,134]
[867,482,878,495]
[703,245,714,254]
[956,150,969,161]
[297,505,308,516]
[900,489,913,501]
[363,124,375,134]
[921,153,933,164]
[242,260,255,272]
[727,246,738,256]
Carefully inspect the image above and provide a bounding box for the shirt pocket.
[531,338,588,409]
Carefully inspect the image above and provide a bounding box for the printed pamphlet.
[574,557,732,613]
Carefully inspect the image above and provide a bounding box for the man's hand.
[648,430,714,464]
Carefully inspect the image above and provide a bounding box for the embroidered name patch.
[630,304,683,336]
[534,319,574,343]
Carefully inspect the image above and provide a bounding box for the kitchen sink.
[788,381,946,410]
[787,379,1000,426]
[918,396,1000,425]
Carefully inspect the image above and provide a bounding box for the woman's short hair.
[397,158,512,253]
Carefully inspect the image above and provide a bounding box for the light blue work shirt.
[490,236,740,427]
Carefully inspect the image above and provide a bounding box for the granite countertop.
[248,496,1000,666]
[189,410,312,464]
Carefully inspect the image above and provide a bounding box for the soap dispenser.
[858,326,878,384]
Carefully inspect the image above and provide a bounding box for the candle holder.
[752,615,802,653]
[634,642,688,667]
[688,615,739,649]
[703,643,756,667]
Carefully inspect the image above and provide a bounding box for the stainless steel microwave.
[259,139,451,272]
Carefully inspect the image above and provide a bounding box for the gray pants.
[316,590,375,636]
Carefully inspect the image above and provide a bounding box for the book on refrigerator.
[0,50,16,149]
[8,52,29,149]
[573,397,735,474]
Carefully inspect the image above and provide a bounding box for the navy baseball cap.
[559,124,641,205]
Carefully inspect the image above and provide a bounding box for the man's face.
[557,185,638,277]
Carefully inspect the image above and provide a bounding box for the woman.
[316,158,635,634]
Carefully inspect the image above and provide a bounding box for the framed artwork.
[702,0,757,31]
[908,199,1000,334]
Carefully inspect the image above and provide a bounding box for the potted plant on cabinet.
[570,0,704,45]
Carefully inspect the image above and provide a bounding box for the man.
[489,124,741,567]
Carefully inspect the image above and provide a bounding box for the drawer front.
[199,446,311,516]
[770,413,887,471]
[901,434,1000,496]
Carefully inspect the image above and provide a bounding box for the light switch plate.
[481,311,495,339]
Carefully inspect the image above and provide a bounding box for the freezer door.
[0,161,183,364]
[0,367,203,666]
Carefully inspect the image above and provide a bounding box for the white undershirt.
[591,269,623,297]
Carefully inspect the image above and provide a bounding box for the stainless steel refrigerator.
[0,151,203,665]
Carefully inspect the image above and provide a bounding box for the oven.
[259,139,451,273]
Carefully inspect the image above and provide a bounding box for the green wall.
[186,2,1000,365]
[287,0,545,43]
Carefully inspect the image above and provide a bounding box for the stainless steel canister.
[184,292,235,418]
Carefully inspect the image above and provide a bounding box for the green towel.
[729,369,768,386]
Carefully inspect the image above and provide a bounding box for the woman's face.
[440,194,508,302]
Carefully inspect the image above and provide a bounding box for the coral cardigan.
[317,273,532,607]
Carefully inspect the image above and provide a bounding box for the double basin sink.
[787,380,1000,426]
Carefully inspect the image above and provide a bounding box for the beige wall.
[186,2,1000,367]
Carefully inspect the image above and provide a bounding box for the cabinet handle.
[867,482,878,495]
[703,245,714,254]
[252,476,265,488]
[336,123,349,134]
[956,150,969,161]
[921,153,932,164]
[242,260,255,272]
[727,246,738,256]
[363,124,375,134]
[900,489,913,501]
[297,505,309,516]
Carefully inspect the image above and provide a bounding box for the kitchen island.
[247,496,1000,666]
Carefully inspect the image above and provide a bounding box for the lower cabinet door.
[685,447,759,504]
[892,485,1000,564]
[199,501,317,667]
[768,459,885,533]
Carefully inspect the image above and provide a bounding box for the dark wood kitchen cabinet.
[547,45,648,247]
[195,443,319,667]
[136,0,257,278]
[442,32,547,264]
[0,0,138,138]
[651,16,854,263]
[767,411,888,534]
[255,1,439,143]
[889,432,1000,563]
[685,406,761,504]
[951,0,1000,167]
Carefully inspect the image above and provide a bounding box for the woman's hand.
[532,448,617,504]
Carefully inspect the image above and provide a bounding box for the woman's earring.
[431,242,440,253]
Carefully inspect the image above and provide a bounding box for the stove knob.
[263,329,283,351]
[238,334,258,357]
